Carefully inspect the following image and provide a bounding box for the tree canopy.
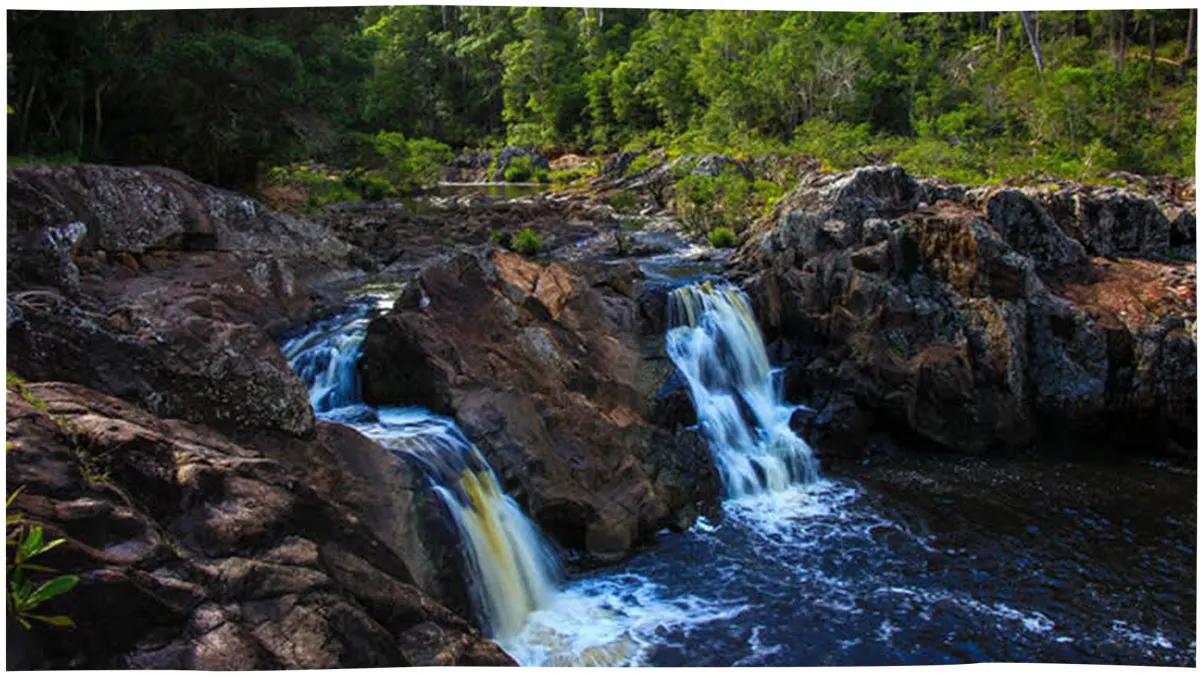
[8,8,1197,187]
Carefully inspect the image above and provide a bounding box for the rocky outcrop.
[738,164,1195,459]
[8,164,353,262]
[359,248,720,560]
[6,164,365,438]
[5,381,513,669]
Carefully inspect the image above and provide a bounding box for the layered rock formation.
[5,164,511,668]
[6,381,512,668]
[736,165,1196,459]
[359,249,720,560]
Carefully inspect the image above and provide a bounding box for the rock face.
[8,164,352,261]
[738,164,1196,459]
[360,248,720,560]
[5,381,513,669]
[6,164,365,438]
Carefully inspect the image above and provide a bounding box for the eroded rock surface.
[738,164,1196,459]
[5,382,513,669]
[360,248,720,560]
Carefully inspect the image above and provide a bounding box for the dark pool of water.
[507,453,1195,667]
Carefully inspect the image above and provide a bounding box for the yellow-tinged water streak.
[667,283,818,496]
[446,464,559,639]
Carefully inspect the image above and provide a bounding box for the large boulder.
[8,164,352,262]
[5,381,513,669]
[738,164,1196,458]
[359,249,720,560]
[6,164,364,438]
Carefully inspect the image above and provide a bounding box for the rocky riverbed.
[5,160,1195,667]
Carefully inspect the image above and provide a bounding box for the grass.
[513,228,541,257]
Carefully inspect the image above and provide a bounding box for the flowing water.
[283,281,1195,667]
[502,281,1195,667]
[666,283,819,495]
[281,288,560,639]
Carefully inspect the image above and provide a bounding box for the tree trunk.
[996,18,1004,54]
[1020,11,1045,71]
[1149,16,1157,84]
[93,80,109,156]
[1117,10,1127,73]
[1184,8,1196,77]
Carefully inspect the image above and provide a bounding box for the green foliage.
[673,167,782,234]
[502,155,540,182]
[373,131,453,193]
[513,228,541,256]
[6,489,78,630]
[625,153,661,176]
[608,191,638,214]
[490,229,513,249]
[547,165,596,186]
[708,227,737,248]
[8,9,1196,187]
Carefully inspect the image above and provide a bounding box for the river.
[281,278,1195,668]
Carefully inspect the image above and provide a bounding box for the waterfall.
[666,282,819,497]
[281,294,560,639]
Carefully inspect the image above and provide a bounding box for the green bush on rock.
[513,228,541,256]
[708,227,737,248]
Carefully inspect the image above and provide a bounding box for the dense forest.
[7,7,1198,188]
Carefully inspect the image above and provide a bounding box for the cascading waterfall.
[281,293,559,639]
[666,282,819,496]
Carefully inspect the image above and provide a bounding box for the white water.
[281,293,559,639]
[666,282,819,496]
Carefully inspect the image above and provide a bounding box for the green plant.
[513,228,541,257]
[503,155,535,182]
[608,191,638,214]
[373,131,453,193]
[490,229,513,250]
[708,227,737,248]
[6,489,78,629]
[626,153,660,176]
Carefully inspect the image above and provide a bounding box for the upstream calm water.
[284,283,1196,668]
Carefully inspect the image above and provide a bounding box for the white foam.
[500,574,749,666]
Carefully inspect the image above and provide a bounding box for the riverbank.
[5,159,1195,667]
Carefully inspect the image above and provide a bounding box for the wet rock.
[359,248,721,559]
[5,381,513,669]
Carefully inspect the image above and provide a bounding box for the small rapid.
[281,288,559,640]
[666,282,819,495]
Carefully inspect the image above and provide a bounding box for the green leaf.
[20,525,43,559]
[26,575,78,605]
[7,485,25,508]
[28,613,75,628]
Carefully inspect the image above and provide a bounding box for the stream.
[281,255,1195,668]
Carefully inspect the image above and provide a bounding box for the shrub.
[608,191,638,214]
[708,227,737,248]
[626,153,661,176]
[374,131,453,193]
[503,155,535,182]
[532,168,550,184]
[513,228,541,256]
